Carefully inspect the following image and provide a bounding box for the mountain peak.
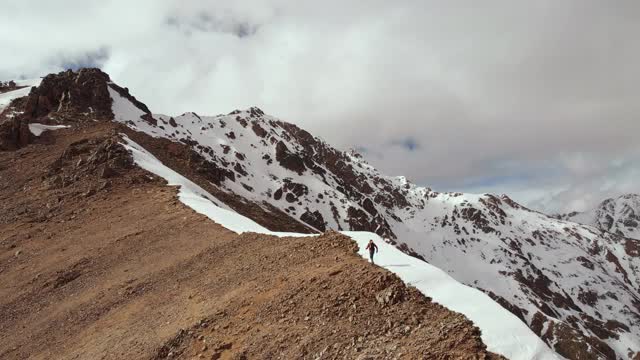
[27,68,112,116]
[561,193,640,239]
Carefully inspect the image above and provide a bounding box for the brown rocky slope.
[0,119,502,358]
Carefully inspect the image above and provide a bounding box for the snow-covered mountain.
[108,79,640,360]
[559,194,640,241]
[2,69,639,359]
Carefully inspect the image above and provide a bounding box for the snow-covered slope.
[121,135,558,360]
[560,194,640,240]
[0,78,41,113]
[106,86,639,359]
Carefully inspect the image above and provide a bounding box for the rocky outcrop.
[0,69,118,151]
[0,117,31,150]
[275,140,306,175]
[300,210,326,231]
[46,133,135,190]
[0,80,23,94]
[22,68,113,122]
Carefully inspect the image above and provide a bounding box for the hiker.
[365,239,378,264]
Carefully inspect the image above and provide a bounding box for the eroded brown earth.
[0,122,501,359]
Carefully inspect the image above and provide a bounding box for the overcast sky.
[1,0,639,213]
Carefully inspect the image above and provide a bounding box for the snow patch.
[28,123,71,136]
[108,86,146,123]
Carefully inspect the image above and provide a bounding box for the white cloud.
[1,0,639,212]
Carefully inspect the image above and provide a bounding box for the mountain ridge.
[2,68,639,359]
[0,119,505,359]
[557,194,640,241]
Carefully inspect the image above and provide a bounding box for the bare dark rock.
[248,106,264,118]
[300,210,327,231]
[361,198,378,216]
[100,165,117,179]
[0,117,32,151]
[578,289,599,307]
[23,68,114,122]
[530,312,547,336]
[52,269,82,289]
[233,163,248,177]
[275,141,306,175]
[251,122,268,138]
[576,256,595,270]
[541,320,616,360]
[0,80,23,94]
[140,113,157,126]
[625,239,640,257]
[605,250,631,285]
